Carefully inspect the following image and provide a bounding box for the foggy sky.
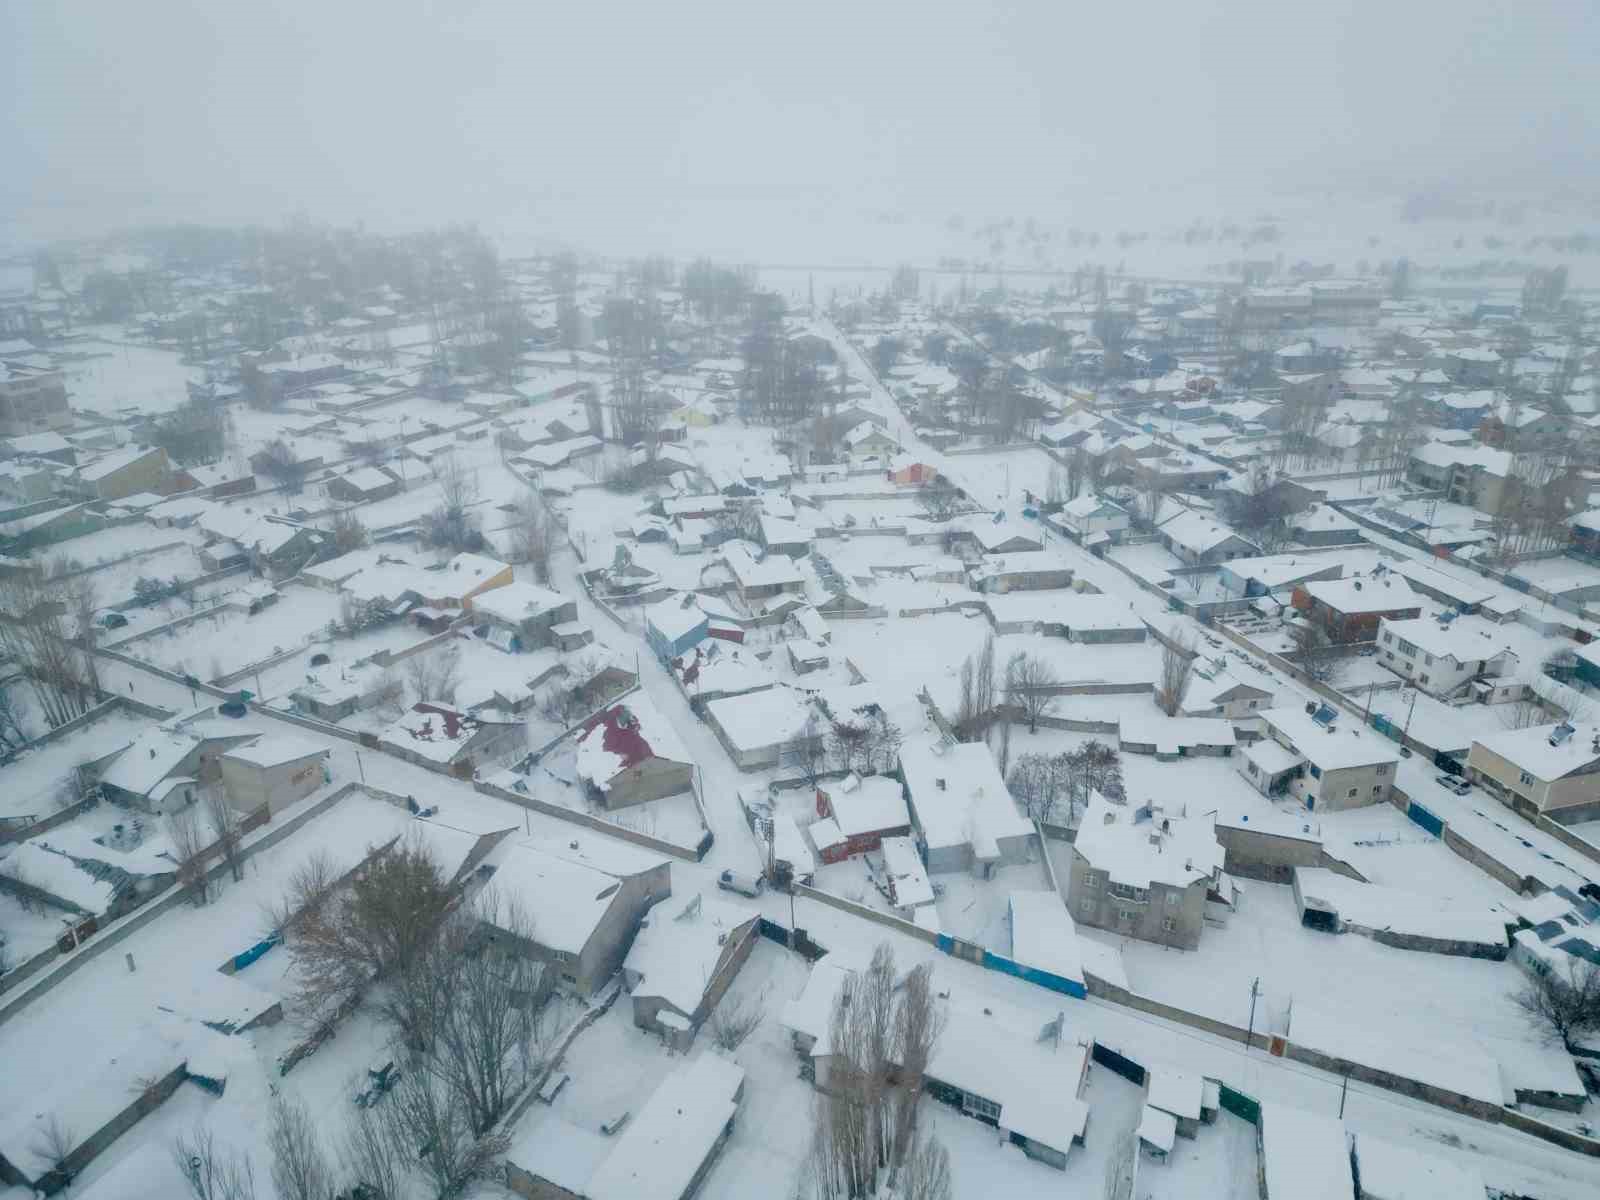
[3,1,1595,258]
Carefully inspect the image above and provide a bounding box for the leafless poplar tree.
[509,491,556,584]
[0,572,101,729]
[173,1126,258,1200]
[203,786,245,884]
[167,803,212,906]
[266,1095,333,1200]
[1513,959,1600,1052]
[1155,626,1195,716]
[339,1102,404,1200]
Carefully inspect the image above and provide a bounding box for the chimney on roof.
[1353,580,1362,591]
[935,778,946,791]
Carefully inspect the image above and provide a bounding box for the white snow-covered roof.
[929,1002,1091,1153]
[1293,868,1507,948]
[483,842,622,956]
[584,1054,746,1200]
[1118,712,1236,754]
[1300,573,1417,615]
[818,774,909,838]
[1073,793,1224,891]
[704,685,814,752]
[1378,615,1516,667]
[1260,1106,1352,1200]
[574,694,693,789]
[1472,721,1600,782]
[1259,708,1399,772]
[1352,1132,1487,1200]
[1409,440,1512,476]
[1007,890,1084,990]
[219,734,326,770]
[335,465,396,492]
[1137,1104,1177,1152]
[723,543,804,589]
[1157,507,1256,556]
[76,444,162,483]
[647,592,711,644]
[1146,1067,1204,1121]
[98,729,200,796]
[470,580,568,625]
[899,740,1032,857]
[625,892,758,1016]
[881,835,934,907]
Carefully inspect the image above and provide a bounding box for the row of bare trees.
[1007,740,1124,827]
[799,945,952,1200]
[264,838,552,1198]
[0,571,103,731]
[953,637,1063,740]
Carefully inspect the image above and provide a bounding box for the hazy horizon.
[5,1,1598,262]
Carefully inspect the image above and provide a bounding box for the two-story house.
[1375,615,1520,703]
[1467,722,1600,823]
[1242,707,1399,812]
[1067,793,1225,950]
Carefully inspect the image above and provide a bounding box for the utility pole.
[1245,976,1262,1051]
[1339,1071,1350,1118]
[1401,688,1418,753]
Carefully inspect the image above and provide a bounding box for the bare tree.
[509,490,556,584]
[1513,959,1600,1052]
[918,476,963,522]
[895,1130,953,1200]
[373,668,405,718]
[203,786,245,884]
[0,682,31,754]
[405,645,461,706]
[173,1126,258,1200]
[274,836,454,1027]
[340,1102,404,1200]
[1008,752,1067,825]
[707,989,765,1051]
[408,893,550,1137]
[1004,650,1060,733]
[1155,627,1195,717]
[380,1058,506,1199]
[329,508,369,555]
[267,1095,333,1200]
[425,456,483,552]
[0,571,100,729]
[167,803,212,906]
[1287,618,1344,684]
[782,713,828,785]
[802,944,950,1200]
[30,1113,75,1191]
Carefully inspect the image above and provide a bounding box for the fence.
[1405,800,1444,837]
[0,782,363,1024]
[475,778,706,863]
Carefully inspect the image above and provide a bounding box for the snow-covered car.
[1434,774,1470,795]
[718,869,763,898]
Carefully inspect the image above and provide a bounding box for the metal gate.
[1092,1041,1147,1086]
[1406,801,1443,837]
[1218,1083,1261,1125]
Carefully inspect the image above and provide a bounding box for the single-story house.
[377,703,526,776]
[623,892,760,1051]
[647,592,712,661]
[899,739,1033,874]
[218,736,329,817]
[810,774,911,863]
[575,695,695,808]
[470,580,577,651]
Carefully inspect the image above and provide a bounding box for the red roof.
[581,704,653,770]
[409,702,474,741]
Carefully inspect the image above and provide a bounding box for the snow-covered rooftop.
[1259,707,1399,771]
[1260,1106,1352,1200]
[575,694,692,789]
[1073,793,1224,891]
[219,734,326,770]
[899,739,1032,857]
[818,774,910,838]
[1300,573,1418,615]
[1007,890,1084,990]
[483,842,622,955]
[624,892,758,1016]
[1473,721,1600,783]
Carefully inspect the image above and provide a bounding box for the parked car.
[1434,774,1470,795]
[718,869,763,898]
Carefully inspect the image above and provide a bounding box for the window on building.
[1162,917,1177,933]
[963,1094,1001,1121]
[1347,787,1358,798]
[1376,764,1390,776]
[1308,764,1322,779]
[1424,653,1434,666]
[1382,632,1392,645]
[1397,638,1418,657]
[1116,907,1137,923]
[1519,771,1534,786]
[1419,673,1430,685]
[1372,786,1382,796]
[1107,881,1149,903]
[1166,892,1180,907]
